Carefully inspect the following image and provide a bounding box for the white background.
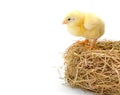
[0,0,120,95]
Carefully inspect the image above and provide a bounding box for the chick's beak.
[62,20,67,24]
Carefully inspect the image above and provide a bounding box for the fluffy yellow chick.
[63,11,105,48]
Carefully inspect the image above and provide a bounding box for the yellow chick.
[63,11,105,48]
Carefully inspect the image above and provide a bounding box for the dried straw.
[64,40,120,95]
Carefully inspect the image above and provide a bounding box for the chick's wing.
[84,14,101,30]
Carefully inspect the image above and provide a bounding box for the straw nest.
[64,40,120,95]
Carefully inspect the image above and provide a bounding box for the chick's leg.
[90,38,97,49]
[76,39,89,44]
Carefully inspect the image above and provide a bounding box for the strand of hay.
[64,41,120,95]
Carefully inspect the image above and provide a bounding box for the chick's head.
[63,11,84,26]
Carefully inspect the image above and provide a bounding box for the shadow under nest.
[64,40,120,95]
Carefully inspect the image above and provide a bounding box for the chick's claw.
[76,39,96,50]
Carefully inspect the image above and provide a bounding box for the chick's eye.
[67,18,71,21]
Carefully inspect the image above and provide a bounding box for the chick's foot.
[76,39,89,45]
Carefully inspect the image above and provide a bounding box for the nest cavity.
[64,40,120,95]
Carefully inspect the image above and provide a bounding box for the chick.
[63,11,105,48]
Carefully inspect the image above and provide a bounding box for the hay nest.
[64,40,120,95]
